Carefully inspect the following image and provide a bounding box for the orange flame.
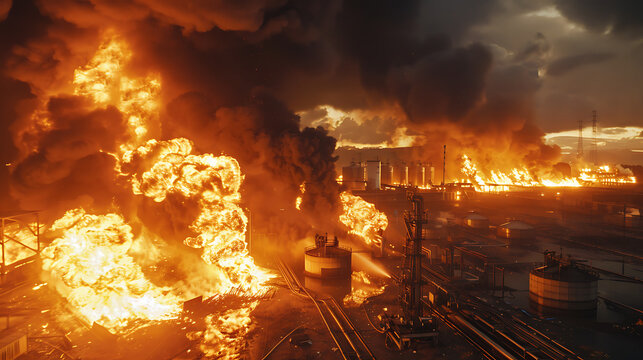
[41,209,182,330]
[339,192,388,246]
[123,138,272,295]
[456,154,636,191]
[37,34,272,353]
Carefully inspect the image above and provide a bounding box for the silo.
[304,234,352,279]
[393,163,408,185]
[497,220,534,240]
[342,162,365,190]
[366,160,381,190]
[381,162,393,186]
[529,251,599,311]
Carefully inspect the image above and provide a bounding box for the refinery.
[0,1,642,360]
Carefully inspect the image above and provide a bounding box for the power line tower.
[591,110,598,165]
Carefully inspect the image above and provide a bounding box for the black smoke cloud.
[1,0,568,233]
[555,0,643,38]
[546,52,615,77]
[10,96,129,217]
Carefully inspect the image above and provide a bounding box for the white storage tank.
[529,252,598,311]
[304,234,352,279]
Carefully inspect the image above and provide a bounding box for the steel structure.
[401,192,427,319]
[0,211,40,277]
[379,191,438,350]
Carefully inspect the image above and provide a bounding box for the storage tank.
[304,234,352,279]
[497,220,534,240]
[366,160,381,190]
[381,162,393,186]
[342,162,365,190]
[464,212,489,230]
[529,251,598,311]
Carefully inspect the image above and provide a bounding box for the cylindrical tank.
[366,160,381,190]
[304,234,352,279]
[529,265,598,311]
[464,212,489,229]
[497,220,534,240]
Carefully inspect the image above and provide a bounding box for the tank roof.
[305,246,351,258]
[464,212,488,220]
[531,265,598,282]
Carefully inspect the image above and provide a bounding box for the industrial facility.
[1,1,642,360]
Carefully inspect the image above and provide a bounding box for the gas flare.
[339,192,388,246]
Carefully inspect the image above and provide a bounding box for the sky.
[297,1,643,163]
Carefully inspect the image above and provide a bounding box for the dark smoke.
[1,0,567,237]
[555,0,643,38]
[546,52,615,77]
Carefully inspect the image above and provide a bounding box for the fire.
[295,183,305,210]
[36,33,273,356]
[339,191,388,246]
[2,222,40,265]
[189,301,258,359]
[456,154,635,191]
[41,209,182,330]
[343,271,386,307]
[73,34,160,151]
[123,138,272,295]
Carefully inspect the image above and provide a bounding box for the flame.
[2,222,39,265]
[189,301,258,359]
[36,33,272,357]
[123,138,272,295]
[295,183,305,210]
[456,154,636,191]
[41,209,182,330]
[343,271,386,307]
[73,34,160,152]
[339,192,388,246]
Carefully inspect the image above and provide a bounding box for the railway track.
[278,260,376,360]
[419,259,583,360]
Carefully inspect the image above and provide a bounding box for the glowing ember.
[41,209,182,330]
[339,191,388,246]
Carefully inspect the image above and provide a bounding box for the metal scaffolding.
[1,211,40,277]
